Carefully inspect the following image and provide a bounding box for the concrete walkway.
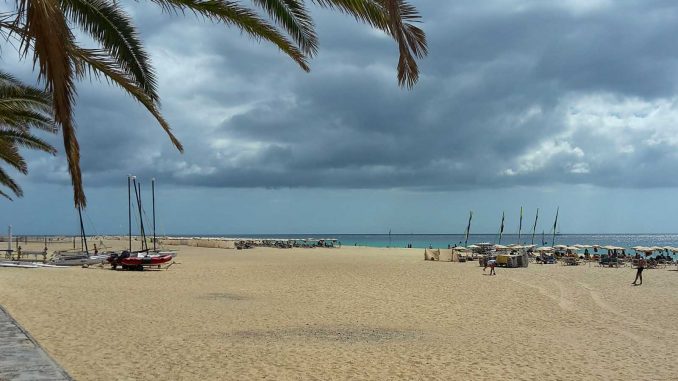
[0,306,72,380]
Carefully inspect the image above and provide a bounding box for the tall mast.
[518,206,523,244]
[552,207,559,247]
[133,179,147,251]
[531,208,539,245]
[128,175,132,252]
[7,225,12,255]
[77,206,88,254]
[152,178,156,251]
[464,211,473,246]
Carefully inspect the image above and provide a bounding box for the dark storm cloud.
[15,0,678,191]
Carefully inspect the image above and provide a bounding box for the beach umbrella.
[536,246,554,252]
[467,244,480,249]
[554,244,567,249]
[494,244,508,250]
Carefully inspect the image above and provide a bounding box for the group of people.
[479,252,652,285]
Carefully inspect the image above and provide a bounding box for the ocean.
[200,233,678,250]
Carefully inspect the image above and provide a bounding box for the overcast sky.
[3,0,678,235]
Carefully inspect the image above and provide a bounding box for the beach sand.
[1,242,677,380]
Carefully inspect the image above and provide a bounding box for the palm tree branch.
[60,0,159,102]
[0,188,13,200]
[18,0,85,207]
[0,129,57,154]
[150,0,309,71]
[0,139,27,173]
[251,0,317,56]
[0,166,23,197]
[70,47,184,152]
[0,108,55,132]
[312,0,427,87]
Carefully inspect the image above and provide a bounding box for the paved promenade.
[0,306,72,380]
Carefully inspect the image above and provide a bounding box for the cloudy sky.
[3,0,678,235]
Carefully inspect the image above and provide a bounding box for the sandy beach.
[1,242,677,380]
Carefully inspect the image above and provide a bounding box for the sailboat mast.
[498,211,505,245]
[128,175,132,252]
[152,178,156,251]
[518,206,523,244]
[77,206,88,254]
[531,208,539,245]
[552,207,559,247]
[464,211,473,246]
[136,180,147,251]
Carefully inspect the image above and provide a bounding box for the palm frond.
[0,139,27,173]
[18,0,85,207]
[0,166,23,197]
[0,71,54,116]
[0,188,13,200]
[0,129,57,154]
[251,0,317,55]
[312,0,427,87]
[0,108,55,132]
[70,47,184,152]
[150,0,309,71]
[60,0,159,102]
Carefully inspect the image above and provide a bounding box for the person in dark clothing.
[633,257,646,286]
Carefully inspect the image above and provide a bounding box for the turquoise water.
[200,233,678,252]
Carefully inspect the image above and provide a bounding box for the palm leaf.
[17,0,85,207]
[70,47,184,152]
[150,0,309,71]
[312,0,427,87]
[0,129,57,154]
[0,188,13,200]
[0,108,55,132]
[0,166,23,197]
[251,0,317,55]
[0,139,26,173]
[60,0,159,102]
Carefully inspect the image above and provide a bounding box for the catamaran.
[107,176,175,270]
[49,208,109,266]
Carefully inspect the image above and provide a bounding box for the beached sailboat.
[49,208,109,266]
[108,176,175,270]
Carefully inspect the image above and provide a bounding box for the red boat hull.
[121,255,173,267]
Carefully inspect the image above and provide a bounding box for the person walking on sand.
[483,258,497,275]
[632,256,646,286]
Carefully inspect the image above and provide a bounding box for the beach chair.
[598,255,609,267]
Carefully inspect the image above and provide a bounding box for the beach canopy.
[575,244,592,249]
[536,246,554,252]
[553,244,567,249]
[467,244,480,249]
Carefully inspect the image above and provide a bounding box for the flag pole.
[518,206,523,244]
[531,208,539,245]
[552,207,559,247]
[464,211,473,246]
